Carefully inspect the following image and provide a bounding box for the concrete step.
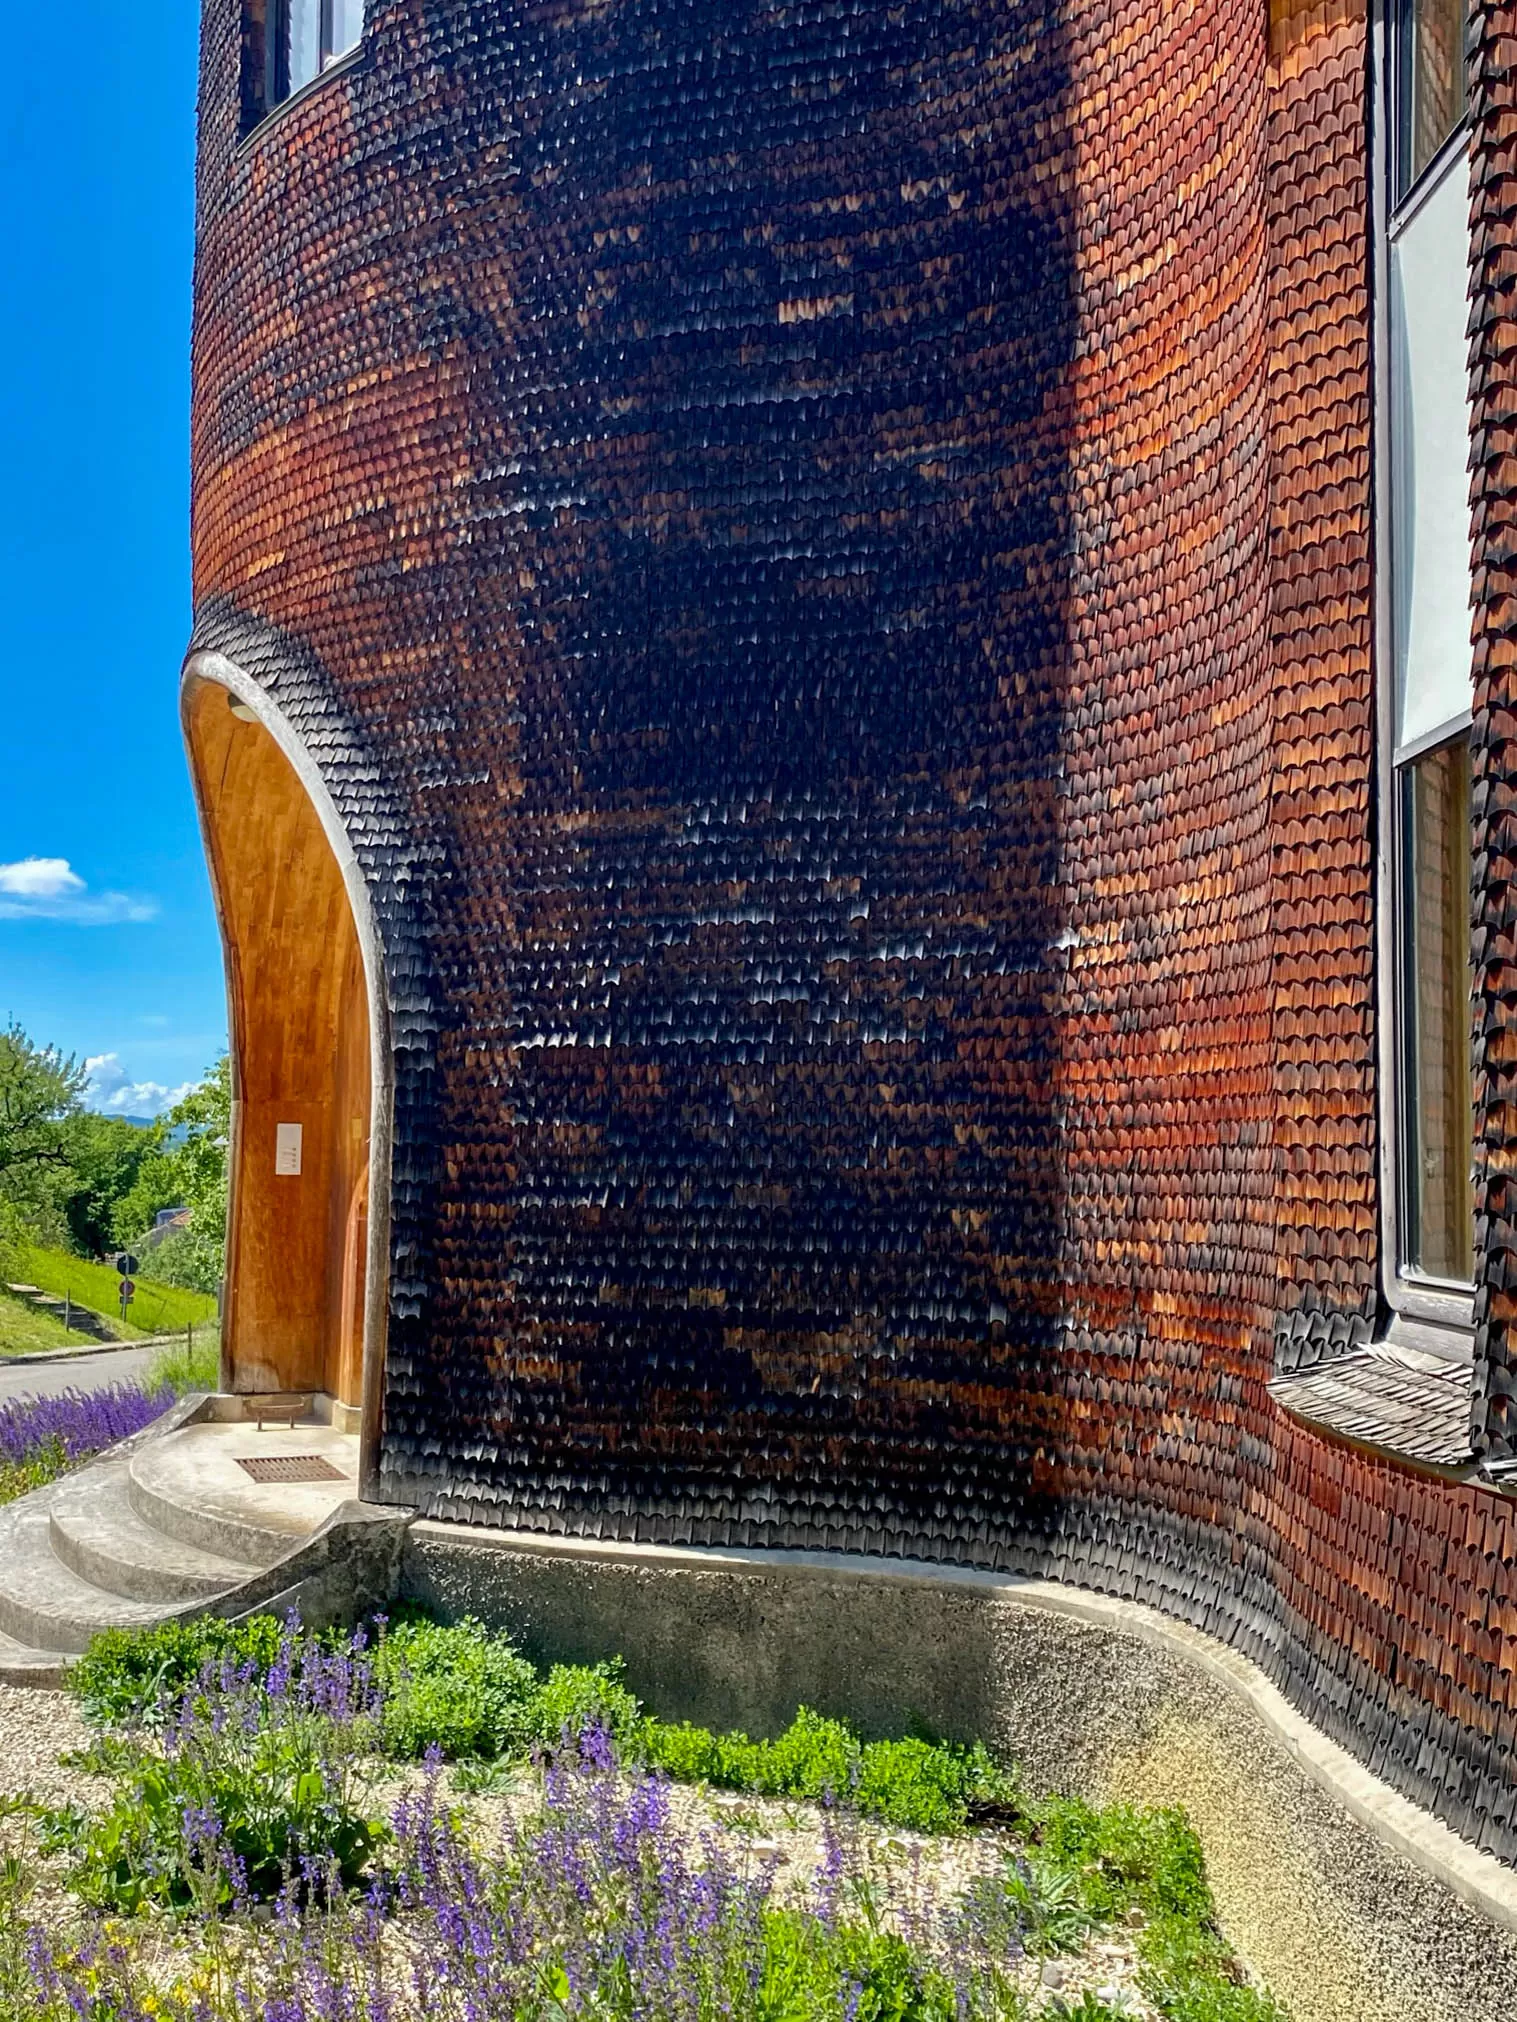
[126,1421,358,1571]
[0,1497,170,1655]
[4,1284,116,1342]
[49,1462,257,1606]
[0,1414,363,1685]
[0,1626,67,1688]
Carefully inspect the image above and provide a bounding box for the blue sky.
[0,3,224,1116]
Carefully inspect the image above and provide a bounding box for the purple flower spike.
[0,1381,173,1467]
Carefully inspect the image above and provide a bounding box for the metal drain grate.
[237,1455,348,1485]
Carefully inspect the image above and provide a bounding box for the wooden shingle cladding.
[190,0,1517,1856]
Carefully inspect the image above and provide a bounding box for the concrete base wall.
[401,1523,1517,2022]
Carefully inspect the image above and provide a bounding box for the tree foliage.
[0,1027,229,1293]
[54,1113,167,1259]
[0,1025,86,1194]
[126,1058,231,1295]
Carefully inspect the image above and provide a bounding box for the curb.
[0,1336,202,1370]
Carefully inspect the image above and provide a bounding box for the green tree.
[109,1140,181,1253]
[55,1112,175,1259]
[129,1059,231,1296]
[0,1024,86,1199]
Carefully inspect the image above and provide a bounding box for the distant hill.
[116,1116,189,1144]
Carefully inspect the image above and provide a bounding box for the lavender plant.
[0,1381,172,1468]
[0,1381,172,1509]
[40,1618,1283,2022]
[14,1732,1035,2022]
[74,1611,1017,1834]
[61,1619,387,1912]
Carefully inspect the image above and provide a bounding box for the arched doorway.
[182,665,389,1478]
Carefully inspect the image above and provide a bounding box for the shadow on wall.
[409,0,1082,1548]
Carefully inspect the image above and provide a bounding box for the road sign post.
[113,1254,140,1329]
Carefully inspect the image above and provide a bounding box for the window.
[1392,0,1469,198]
[242,0,363,131]
[1400,736,1474,1282]
[1381,0,1477,1310]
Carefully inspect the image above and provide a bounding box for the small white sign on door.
[275,1123,304,1177]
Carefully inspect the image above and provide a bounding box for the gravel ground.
[0,1685,1175,2017]
[401,1759,1162,2014]
[0,1685,92,1804]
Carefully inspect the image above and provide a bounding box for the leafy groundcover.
[0,1611,1293,2022]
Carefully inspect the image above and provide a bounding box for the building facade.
[187,0,1517,1860]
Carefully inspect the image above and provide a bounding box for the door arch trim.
[180,648,393,1500]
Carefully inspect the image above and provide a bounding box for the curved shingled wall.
[191,0,1517,1863]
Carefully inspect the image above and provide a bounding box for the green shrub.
[60,1613,1287,2022]
[1029,1797,1212,1923]
[758,1907,965,2022]
[523,1658,642,1749]
[1136,1914,1288,2022]
[855,1736,1015,1834]
[69,1614,287,1725]
[756,1706,861,1798]
[76,1613,1015,1835]
[638,1711,1014,1832]
[374,1615,538,1759]
[636,1718,726,1784]
[1021,1798,1282,2022]
[66,1730,384,1913]
[58,1638,386,1913]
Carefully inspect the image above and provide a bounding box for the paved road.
[0,1345,159,1403]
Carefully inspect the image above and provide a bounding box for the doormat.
[236,1455,348,1485]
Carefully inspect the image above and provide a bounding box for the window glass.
[1401,736,1474,1282]
[1390,160,1474,752]
[1397,0,1467,198]
[246,0,363,129]
[328,0,364,63]
[287,0,323,93]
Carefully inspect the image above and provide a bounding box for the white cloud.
[0,857,156,925]
[0,858,84,900]
[85,1054,193,1120]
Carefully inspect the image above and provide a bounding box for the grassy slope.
[0,1288,82,1357]
[14,1246,216,1341]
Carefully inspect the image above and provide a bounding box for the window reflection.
[328,0,364,63]
[287,0,322,94]
[1401,736,1474,1281]
[1396,0,1468,198]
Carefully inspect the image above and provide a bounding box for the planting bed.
[0,1383,174,1508]
[0,1611,1286,2022]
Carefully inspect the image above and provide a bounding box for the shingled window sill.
[1269,1345,1477,1477]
